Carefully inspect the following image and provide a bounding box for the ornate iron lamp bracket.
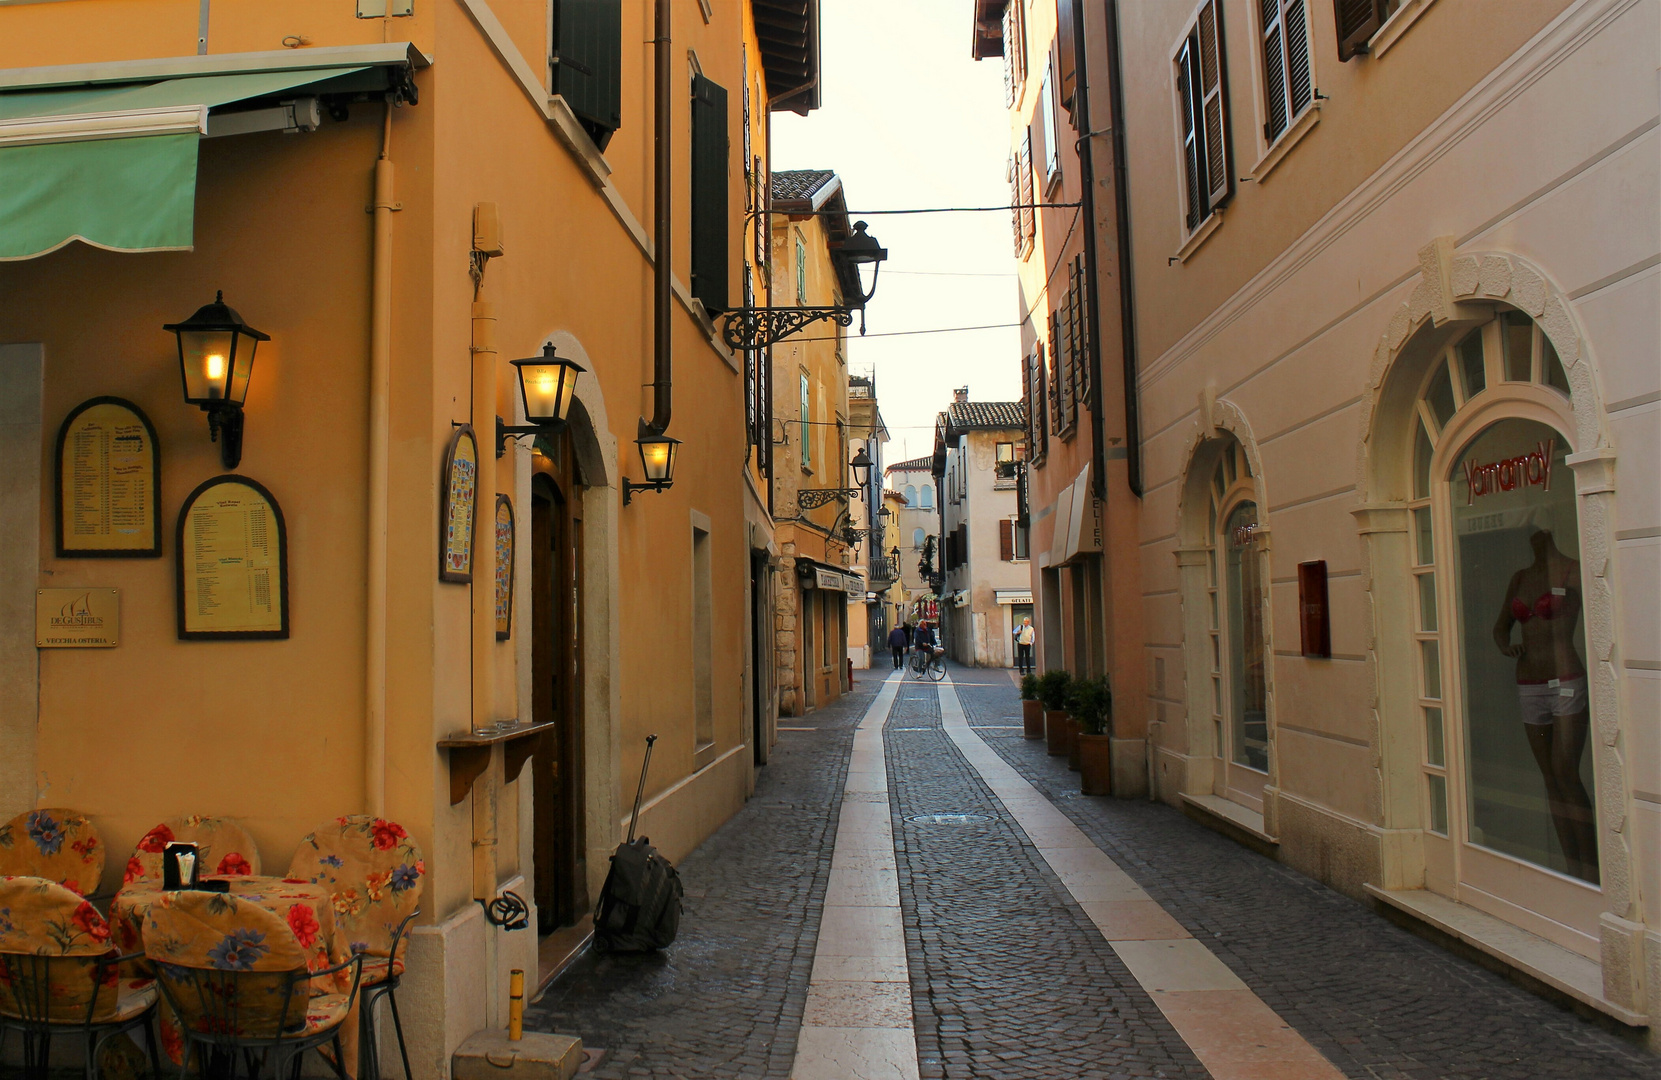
[721,307,857,351]
[796,487,862,511]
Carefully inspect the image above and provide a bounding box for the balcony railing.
[868,555,898,584]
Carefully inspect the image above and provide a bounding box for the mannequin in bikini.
[1491,526,1597,883]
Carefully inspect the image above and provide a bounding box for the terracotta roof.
[753,0,821,115]
[885,455,934,474]
[945,401,1026,436]
[771,169,837,206]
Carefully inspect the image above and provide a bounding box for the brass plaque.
[37,588,120,648]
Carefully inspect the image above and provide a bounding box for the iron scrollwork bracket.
[721,307,856,351]
[797,487,861,511]
[841,526,870,545]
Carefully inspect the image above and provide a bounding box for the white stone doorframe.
[1166,405,1283,834]
[1356,240,1649,1018]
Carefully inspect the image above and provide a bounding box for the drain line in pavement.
[788,669,922,1080]
[936,674,1346,1080]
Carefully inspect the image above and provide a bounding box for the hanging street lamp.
[496,342,587,456]
[799,447,878,511]
[164,291,269,469]
[623,427,680,504]
[720,220,889,352]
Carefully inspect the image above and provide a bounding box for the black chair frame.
[0,949,161,1080]
[357,908,419,1080]
[152,951,363,1080]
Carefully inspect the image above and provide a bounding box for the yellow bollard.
[508,968,524,1041]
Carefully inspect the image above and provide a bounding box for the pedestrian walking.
[1015,617,1035,675]
[887,625,909,669]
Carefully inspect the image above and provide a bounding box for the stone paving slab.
[951,674,1661,1080]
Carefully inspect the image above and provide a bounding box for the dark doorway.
[751,552,771,765]
[530,435,587,934]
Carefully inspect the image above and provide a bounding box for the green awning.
[0,58,393,261]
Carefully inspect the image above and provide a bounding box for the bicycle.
[907,647,947,682]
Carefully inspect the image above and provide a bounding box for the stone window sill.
[1173,210,1223,265]
[1248,103,1320,186]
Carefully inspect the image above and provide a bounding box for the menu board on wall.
[439,425,479,583]
[54,397,161,557]
[494,495,515,640]
[175,475,289,640]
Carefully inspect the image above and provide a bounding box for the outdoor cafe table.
[111,875,359,1070]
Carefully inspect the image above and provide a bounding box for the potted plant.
[1070,677,1114,796]
[1038,669,1072,757]
[1019,674,1044,739]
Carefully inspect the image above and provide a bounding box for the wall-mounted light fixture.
[623,426,680,504]
[496,343,586,456]
[164,291,269,469]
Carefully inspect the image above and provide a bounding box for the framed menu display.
[54,397,161,557]
[175,475,289,640]
[440,425,479,583]
[494,495,515,640]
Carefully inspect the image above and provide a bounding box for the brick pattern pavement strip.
[524,678,881,1079]
[950,676,1661,1080]
[883,679,1212,1079]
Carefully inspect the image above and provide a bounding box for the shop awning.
[0,44,424,261]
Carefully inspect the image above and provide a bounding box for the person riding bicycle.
[912,621,941,657]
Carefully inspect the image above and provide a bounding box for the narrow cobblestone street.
[528,666,1661,1079]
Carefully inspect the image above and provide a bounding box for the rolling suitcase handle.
[628,734,657,844]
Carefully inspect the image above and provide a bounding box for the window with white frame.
[1259,0,1313,145]
[798,371,811,469]
[1173,0,1231,234]
[1040,63,1061,186]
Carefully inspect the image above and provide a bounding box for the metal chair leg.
[326,1033,350,1080]
[358,989,380,1080]
[145,1017,163,1080]
[386,986,413,1080]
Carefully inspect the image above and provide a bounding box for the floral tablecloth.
[111,876,356,1069]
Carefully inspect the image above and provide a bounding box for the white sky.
[772,0,1022,469]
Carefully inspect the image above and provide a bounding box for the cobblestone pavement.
[883,678,1211,1080]
[524,677,881,1078]
[950,672,1661,1080]
[527,666,1661,1079]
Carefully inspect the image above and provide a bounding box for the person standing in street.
[887,624,909,669]
[1015,617,1035,675]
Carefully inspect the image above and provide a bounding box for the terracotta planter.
[1066,717,1081,771]
[1044,710,1070,755]
[1077,732,1113,796]
[1022,699,1044,739]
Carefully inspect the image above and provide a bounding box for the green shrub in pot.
[1019,674,1040,701]
[1037,669,1072,712]
[1067,677,1113,736]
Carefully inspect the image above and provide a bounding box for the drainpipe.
[365,98,396,816]
[1071,0,1108,505]
[1103,0,1143,497]
[470,295,499,901]
[648,0,673,436]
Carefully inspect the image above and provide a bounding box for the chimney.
[953,386,969,403]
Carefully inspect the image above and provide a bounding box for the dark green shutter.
[551,0,621,150]
[690,73,729,314]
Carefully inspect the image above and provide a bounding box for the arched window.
[913,528,925,549]
[1406,312,1594,889]
[1203,440,1268,805]
[920,484,934,509]
[905,484,917,506]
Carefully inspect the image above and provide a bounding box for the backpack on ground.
[594,734,684,951]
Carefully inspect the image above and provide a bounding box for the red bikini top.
[1511,591,1569,622]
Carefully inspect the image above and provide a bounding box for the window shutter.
[1071,256,1090,409]
[1032,342,1049,456]
[1335,0,1385,61]
[1047,310,1064,433]
[1009,154,1023,255]
[1197,0,1231,212]
[1175,38,1203,232]
[551,0,622,150]
[690,73,729,313]
[1055,0,1078,112]
[1284,0,1312,119]
[1002,3,1017,107]
[1000,520,1015,562]
[1018,131,1035,247]
[1261,0,1287,141]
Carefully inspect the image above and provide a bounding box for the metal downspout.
[649,0,673,436]
[366,99,395,816]
[1103,0,1142,498]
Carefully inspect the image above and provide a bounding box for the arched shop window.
[1407,312,1595,885]
[1205,440,1269,794]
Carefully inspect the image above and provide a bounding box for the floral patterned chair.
[0,809,107,897]
[0,875,159,1080]
[143,890,362,1080]
[122,816,261,887]
[288,816,424,1080]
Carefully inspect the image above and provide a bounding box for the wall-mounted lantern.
[496,343,586,456]
[623,427,680,504]
[850,447,873,488]
[839,220,888,305]
[164,291,268,469]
